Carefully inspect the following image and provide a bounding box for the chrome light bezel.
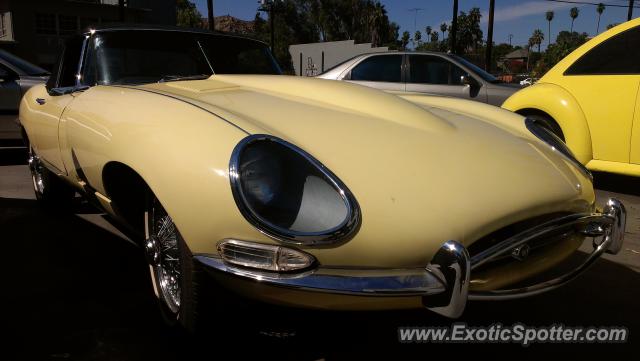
[229,134,361,246]
[525,118,592,180]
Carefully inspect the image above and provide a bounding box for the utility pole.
[408,8,424,49]
[485,0,495,72]
[118,0,125,22]
[451,0,458,54]
[259,1,276,53]
[629,0,635,21]
[207,0,214,31]
[408,8,424,33]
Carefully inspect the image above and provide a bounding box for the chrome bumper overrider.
[195,198,625,319]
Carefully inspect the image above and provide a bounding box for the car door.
[630,80,640,165]
[562,25,640,164]
[345,54,405,91]
[0,62,21,111]
[405,54,484,102]
[28,37,84,173]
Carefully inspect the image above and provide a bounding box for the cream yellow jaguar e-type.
[19,26,625,332]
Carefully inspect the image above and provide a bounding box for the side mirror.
[0,68,10,83]
[461,74,480,88]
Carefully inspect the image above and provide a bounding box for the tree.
[425,26,432,37]
[596,3,605,34]
[177,0,203,28]
[430,31,439,43]
[533,30,589,77]
[545,11,554,47]
[309,0,398,48]
[453,8,483,55]
[527,36,535,70]
[440,22,448,39]
[401,31,410,50]
[531,29,544,53]
[414,30,422,47]
[570,7,579,32]
[607,23,619,30]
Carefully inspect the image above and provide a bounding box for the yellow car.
[20,26,625,333]
[503,18,640,176]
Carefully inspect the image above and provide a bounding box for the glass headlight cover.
[525,118,592,179]
[229,135,361,245]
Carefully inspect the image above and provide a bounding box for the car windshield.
[0,49,50,76]
[449,54,500,83]
[82,30,281,86]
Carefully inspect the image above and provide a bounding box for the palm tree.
[545,11,554,46]
[570,7,579,32]
[430,31,439,43]
[425,26,432,38]
[440,22,448,39]
[532,29,544,53]
[414,30,422,47]
[596,3,605,34]
[527,37,535,71]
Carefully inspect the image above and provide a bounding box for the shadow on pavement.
[594,171,640,197]
[2,195,639,360]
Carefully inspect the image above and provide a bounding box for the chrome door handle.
[36,98,46,105]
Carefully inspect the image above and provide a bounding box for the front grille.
[467,212,573,267]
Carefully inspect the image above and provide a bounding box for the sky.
[193,0,639,49]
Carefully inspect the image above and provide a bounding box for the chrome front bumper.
[195,198,626,318]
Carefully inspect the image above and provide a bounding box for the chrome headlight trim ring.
[229,134,361,246]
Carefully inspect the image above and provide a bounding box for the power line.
[545,0,640,8]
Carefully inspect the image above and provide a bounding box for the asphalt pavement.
[1,149,639,360]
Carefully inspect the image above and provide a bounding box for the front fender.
[502,83,592,164]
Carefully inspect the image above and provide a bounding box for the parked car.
[317,51,521,106]
[519,77,537,86]
[20,26,625,333]
[503,18,640,177]
[0,49,49,112]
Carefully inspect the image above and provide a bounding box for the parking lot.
[1,143,639,360]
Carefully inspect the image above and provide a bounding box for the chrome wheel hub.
[148,205,182,314]
[28,148,45,196]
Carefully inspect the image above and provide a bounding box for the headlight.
[525,118,592,179]
[229,134,361,245]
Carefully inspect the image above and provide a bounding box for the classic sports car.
[503,18,640,177]
[20,26,625,332]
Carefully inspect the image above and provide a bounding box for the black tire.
[28,146,75,207]
[526,113,565,141]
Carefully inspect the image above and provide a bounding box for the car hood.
[138,75,594,267]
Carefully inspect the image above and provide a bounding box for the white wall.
[289,40,389,76]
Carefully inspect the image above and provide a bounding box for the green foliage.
[532,31,588,77]
[401,31,410,50]
[176,0,203,28]
[414,30,422,46]
[452,8,483,55]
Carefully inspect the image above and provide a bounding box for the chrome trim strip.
[228,134,362,246]
[195,255,446,296]
[468,197,626,301]
[75,35,89,88]
[470,212,614,270]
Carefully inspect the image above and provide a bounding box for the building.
[0,0,177,69]
[289,40,389,77]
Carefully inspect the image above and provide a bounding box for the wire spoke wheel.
[28,147,45,197]
[146,198,182,315]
